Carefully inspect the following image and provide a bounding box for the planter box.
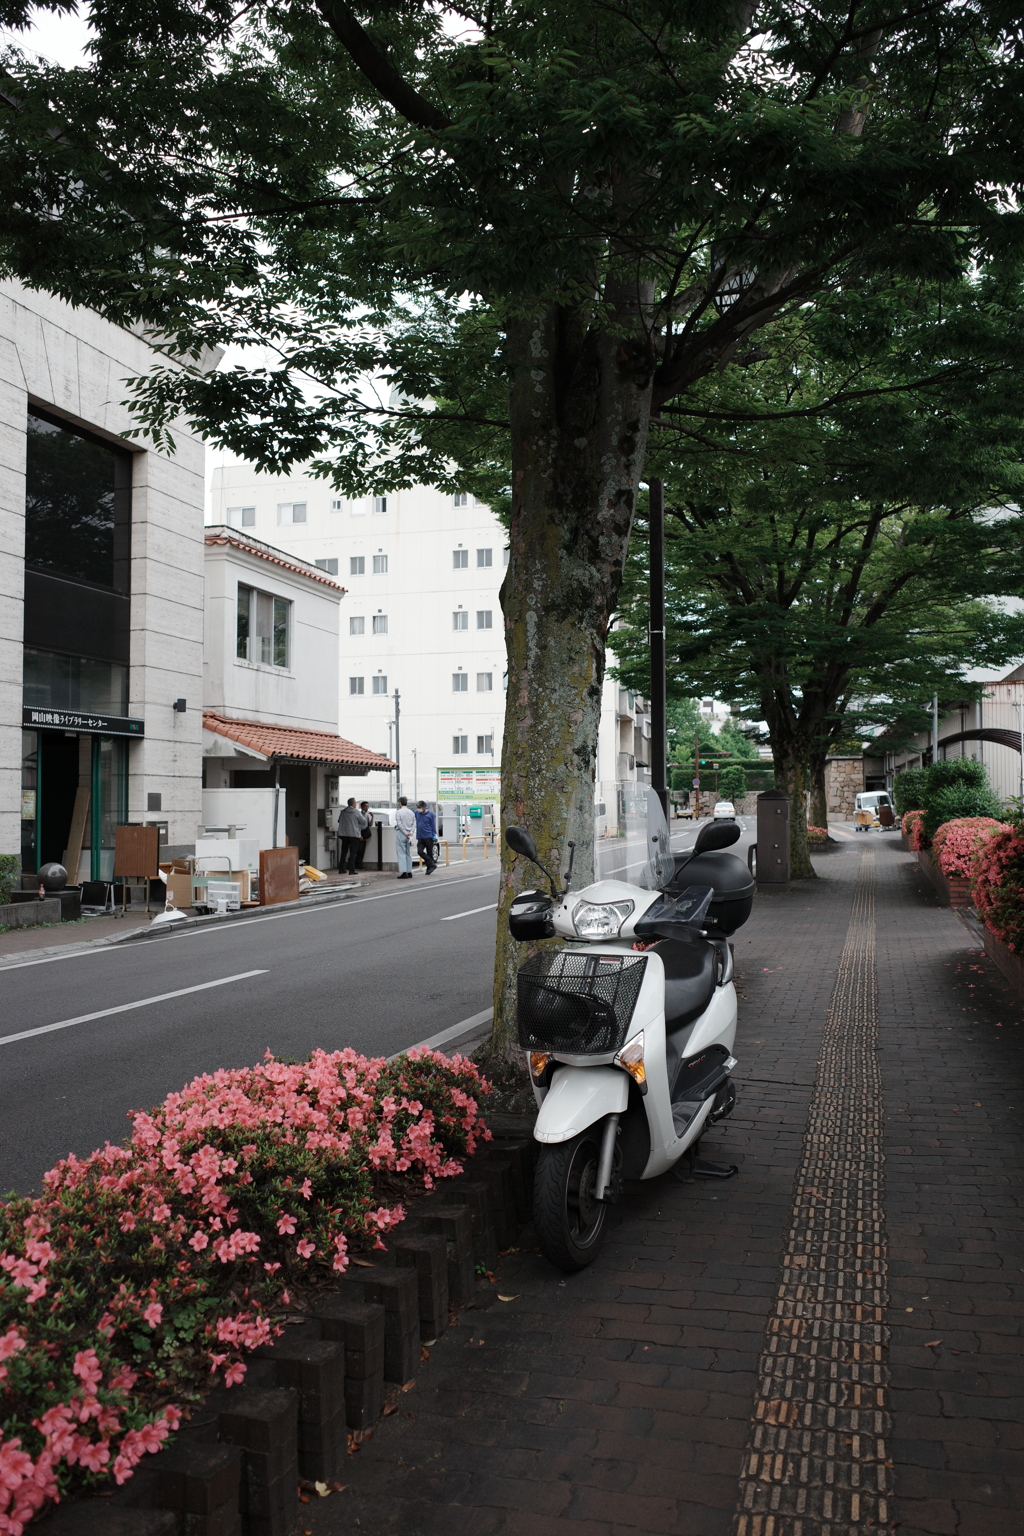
[982,925,1024,1002]
[0,896,61,930]
[917,850,973,909]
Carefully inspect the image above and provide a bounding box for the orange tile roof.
[204,529,346,591]
[203,712,396,769]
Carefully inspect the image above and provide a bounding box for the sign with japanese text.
[436,766,501,803]
[23,707,145,737]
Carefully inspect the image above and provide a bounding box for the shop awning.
[202,712,396,770]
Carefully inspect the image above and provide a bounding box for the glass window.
[372,614,388,634]
[349,676,364,694]
[372,675,388,695]
[477,610,493,629]
[477,548,492,567]
[373,554,388,573]
[477,672,492,692]
[350,501,366,517]
[350,556,365,575]
[453,493,469,507]
[227,506,256,528]
[25,406,131,591]
[452,735,468,753]
[350,616,365,635]
[453,549,468,569]
[237,585,290,665]
[453,673,468,692]
[372,496,387,515]
[315,557,339,574]
[277,502,307,524]
[453,610,468,631]
[503,547,510,565]
[477,734,493,754]
[23,649,128,714]
[331,498,344,511]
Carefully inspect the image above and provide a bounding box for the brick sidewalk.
[298,840,1024,1536]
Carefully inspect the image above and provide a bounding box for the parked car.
[712,800,736,820]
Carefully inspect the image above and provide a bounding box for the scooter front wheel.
[533,1127,608,1271]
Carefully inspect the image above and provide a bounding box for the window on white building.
[372,614,388,634]
[227,506,256,528]
[331,498,344,512]
[503,547,510,565]
[372,675,388,694]
[453,492,469,507]
[349,676,364,695]
[350,556,365,575]
[349,616,365,635]
[373,554,388,573]
[237,585,290,667]
[477,672,492,691]
[315,558,339,575]
[453,610,468,631]
[453,549,468,569]
[452,734,468,753]
[477,734,493,754]
[453,673,468,692]
[477,610,492,629]
[372,496,387,515]
[477,548,492,567]
[277,502,307,525]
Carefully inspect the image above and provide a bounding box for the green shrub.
[892,770,927,817]
[923,782,1004,839]
[926,758,988,792]
[0,853,18,905]
[718,764,748,801]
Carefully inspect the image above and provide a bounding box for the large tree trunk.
[808,753,829,831]
[491,302,654,1045]
[773,745,816,880]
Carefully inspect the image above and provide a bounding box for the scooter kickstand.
[672,1144,738,1182]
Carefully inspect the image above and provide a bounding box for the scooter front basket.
[517,950,647,1055]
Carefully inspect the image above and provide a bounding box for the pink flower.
[296,1239,315,1260]
[276,1214,296,1236]
[143,1302,163,1328]
[263,1261,281,1273]
[299,1179,312,1200]
[0,1330,25,1364]
[224,1362,247,1387]
[72,1349,102,1393]
[188,1230,209,1252]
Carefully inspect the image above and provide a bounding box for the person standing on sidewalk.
[355,801,374,870]
[394,797,416,879]
[336,798,364,875]
[415,801,438,874]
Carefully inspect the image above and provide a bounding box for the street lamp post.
[393,688,401,799]
[648,474,668,820]
[1015,695,1024,806]
[412,747,418,802]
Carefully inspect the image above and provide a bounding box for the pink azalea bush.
[806,825,829,841]
[0,1047,489,1533]
[902,809,928,850]
[931,817,1009,879]
[972,821,1024,953]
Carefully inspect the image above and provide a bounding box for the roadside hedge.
[932,817,1009,879]
[972,820,1024,953]
[0,1047,490,1534]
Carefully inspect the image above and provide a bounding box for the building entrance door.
[20,729,127,881]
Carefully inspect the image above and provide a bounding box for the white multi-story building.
[1,280,208,880]
[208,466,652,832]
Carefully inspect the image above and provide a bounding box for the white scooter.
[506,790,753,1270]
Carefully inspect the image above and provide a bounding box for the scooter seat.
[654,937,719,1031]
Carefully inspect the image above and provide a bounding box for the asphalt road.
[0,816,753,1194]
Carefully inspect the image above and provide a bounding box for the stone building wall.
[826,756,864,817]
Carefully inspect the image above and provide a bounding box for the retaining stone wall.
[0,897,60,929]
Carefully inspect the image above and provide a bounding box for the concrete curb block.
[35,1128,538,1536]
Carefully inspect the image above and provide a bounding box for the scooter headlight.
[572,899,634,939]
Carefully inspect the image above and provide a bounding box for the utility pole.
[932,691,939,765]
[393,688,402,799]
[693,729,701,819]
[648,475,668,819]
[412,747,418,802]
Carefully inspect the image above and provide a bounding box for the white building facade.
[1,281,207,880]
[209,469,650,832]
[885,665,1024,805]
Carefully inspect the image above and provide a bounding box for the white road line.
[440,903,498,922]
[177,873,497,939]
[394,1007,495,1059]
[0,946,123,975]
[0,970,268,1049]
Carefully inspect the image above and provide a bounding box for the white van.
[855,792,892,815]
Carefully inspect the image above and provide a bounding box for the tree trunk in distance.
[808,754,829,831]
[775,749,816,879]
[492,303,654,1046]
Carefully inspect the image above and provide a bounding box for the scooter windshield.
[638,787,676,891]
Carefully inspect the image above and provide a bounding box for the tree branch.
[314,0,452,133]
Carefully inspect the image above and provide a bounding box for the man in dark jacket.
[414,802,438,874]
[336,798,365,874]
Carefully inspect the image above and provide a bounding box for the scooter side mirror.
[693,821,741,855]
[505,826,539,863]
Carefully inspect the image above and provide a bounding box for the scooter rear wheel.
[534,1128,608,1271]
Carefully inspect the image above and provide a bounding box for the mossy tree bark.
[808,754,830,832]
[492,297,654,1046]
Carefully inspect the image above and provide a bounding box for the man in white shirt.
[394,797,416,879]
